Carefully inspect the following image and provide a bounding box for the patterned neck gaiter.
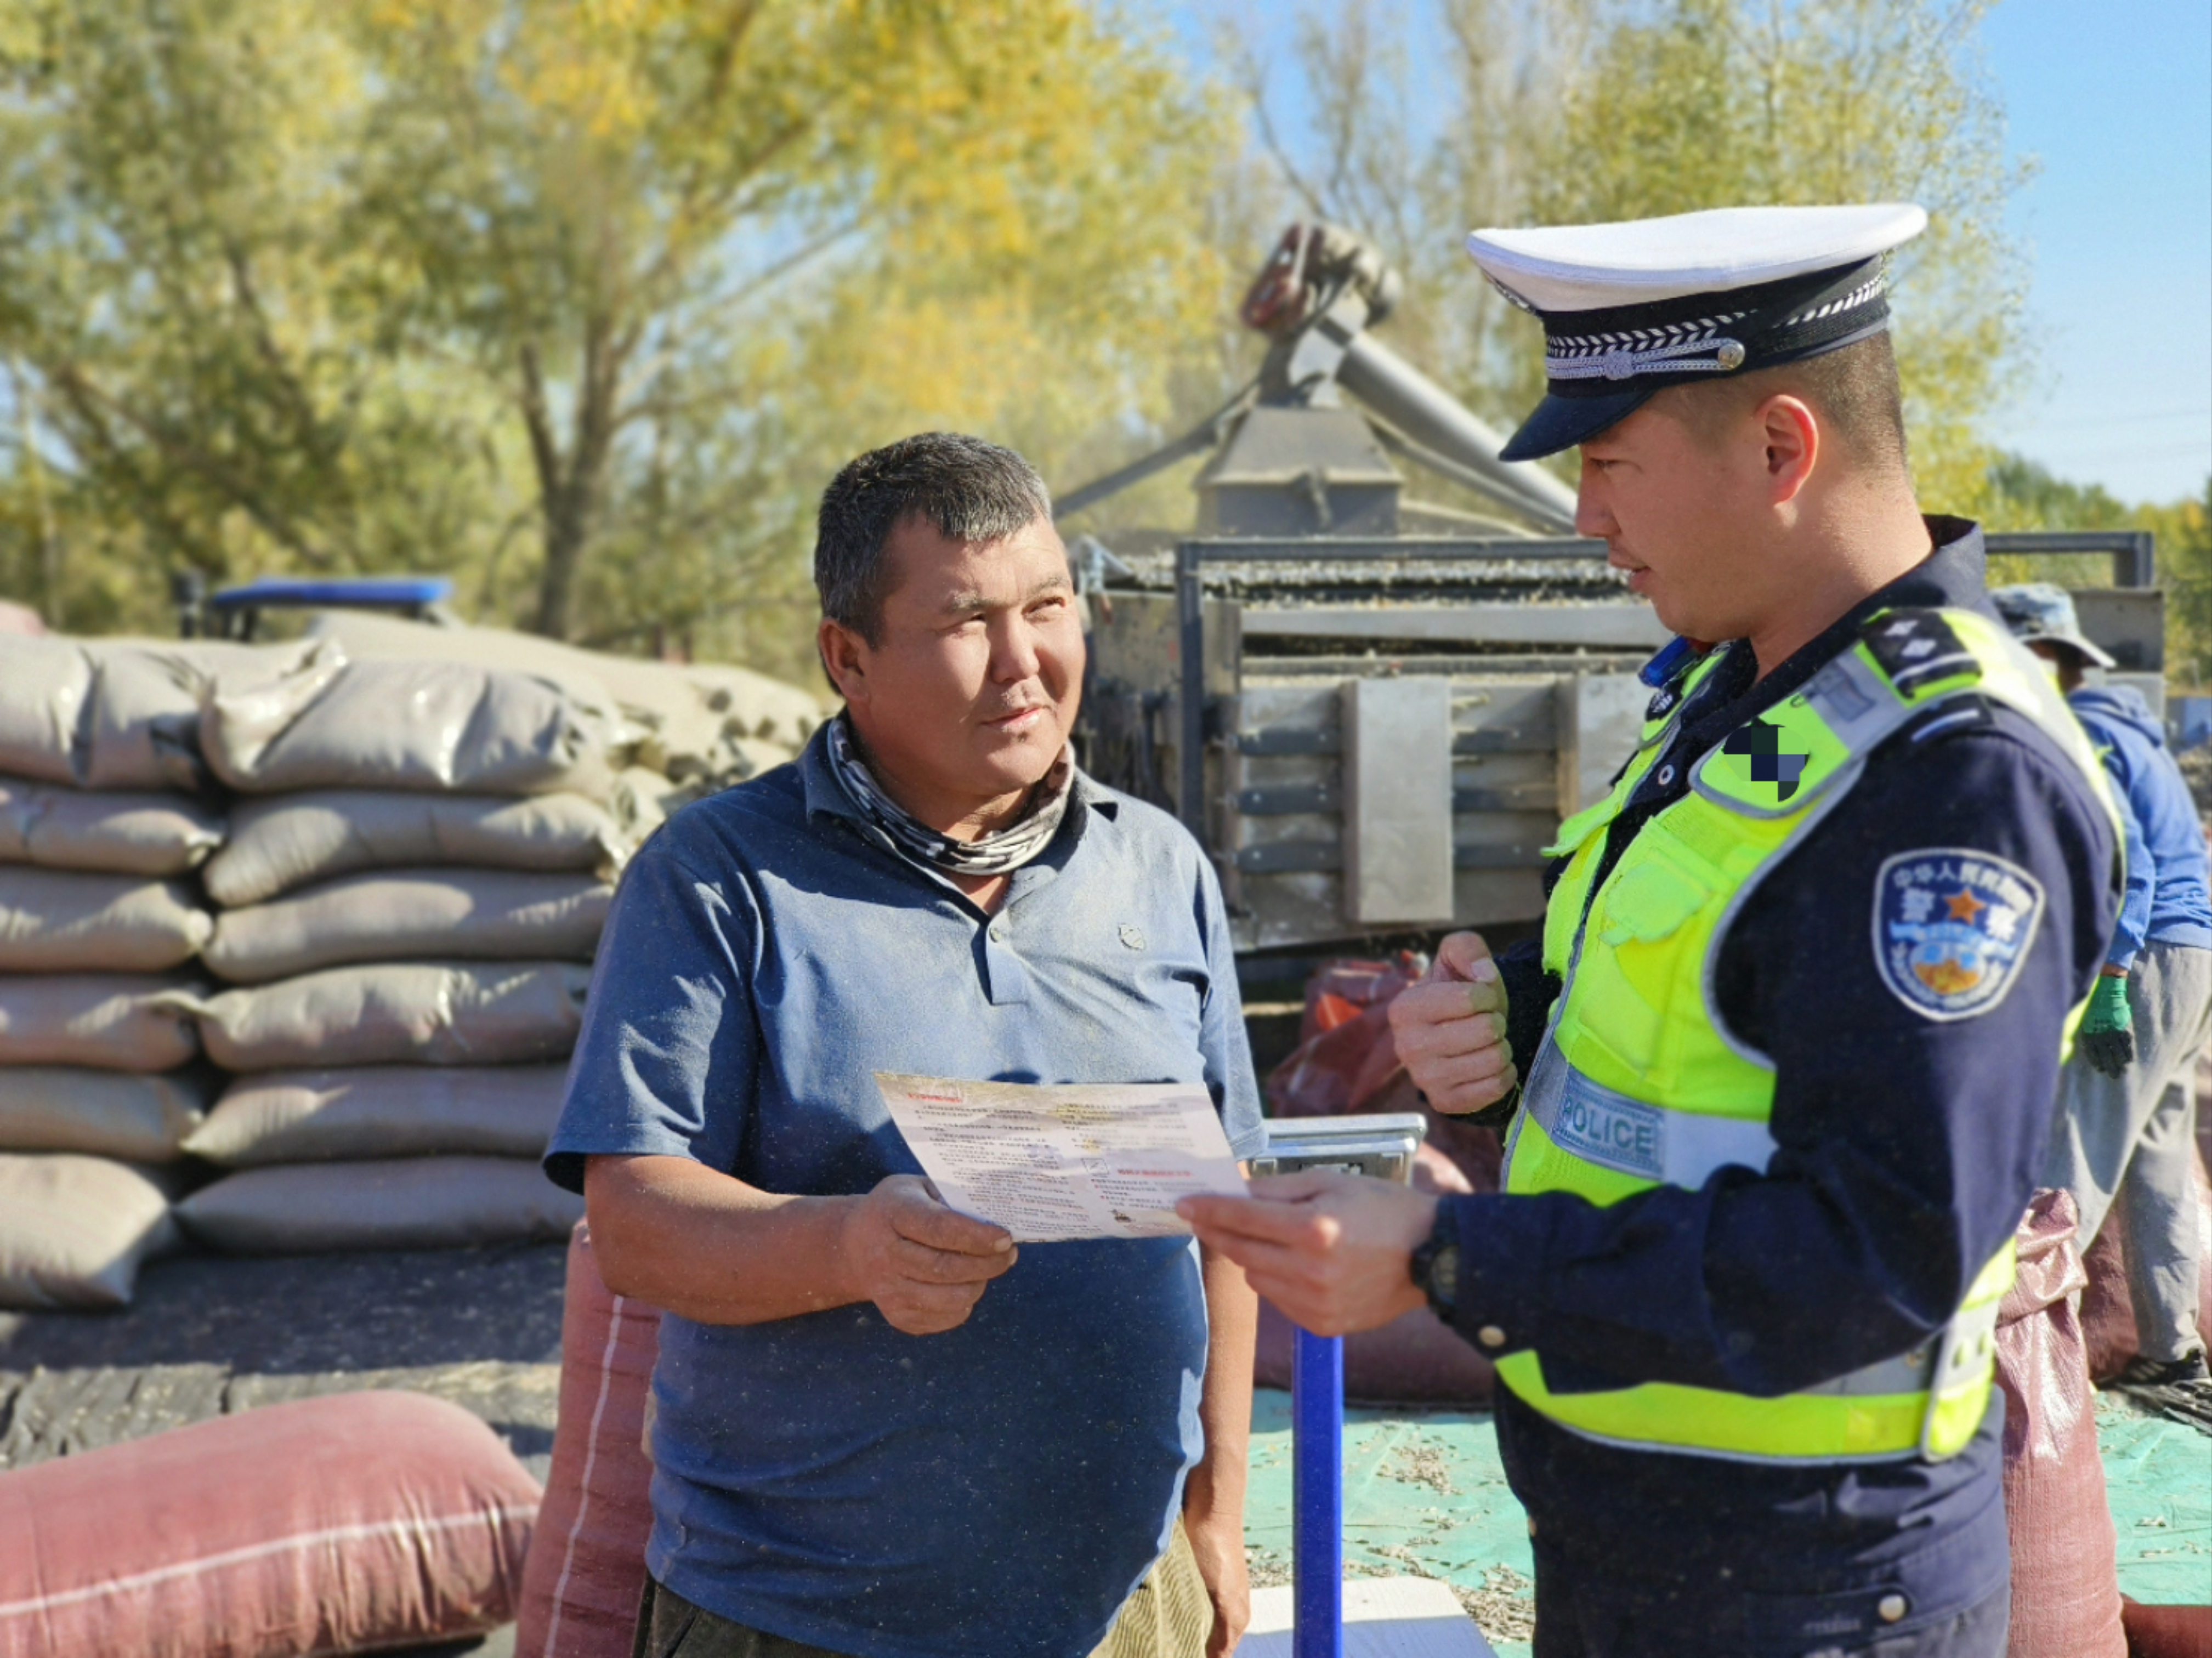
[826,713,1077,878]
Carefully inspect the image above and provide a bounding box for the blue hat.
[1465,205,1927,461]
[1989,583,2116,669]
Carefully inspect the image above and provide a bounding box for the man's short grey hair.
[815,432,1053,644]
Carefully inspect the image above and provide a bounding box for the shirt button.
[1525,1516,1538,1538]
[1477,1325,1507,1349]
[1877,1593,1909,1624]
[1655,763,1677,787]
[988,923,1005,942]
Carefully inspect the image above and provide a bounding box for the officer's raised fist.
[1387,931,1515,1115]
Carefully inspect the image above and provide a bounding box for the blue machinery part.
[1255,1115,1428,1658]
[1292,1326,1347,1658]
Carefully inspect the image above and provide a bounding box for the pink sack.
[515,1220,662,1658]
[1998,1188,2128,1658]
[0,1390,540,1658]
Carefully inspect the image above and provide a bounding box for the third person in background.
[1993,582,2212,1415]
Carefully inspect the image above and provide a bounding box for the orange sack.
[515,1219,663,1658]
[0,1390,539,1658]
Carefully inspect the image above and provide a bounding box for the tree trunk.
[533,501,589,639]
[521,319,623,641]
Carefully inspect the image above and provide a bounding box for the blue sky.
[1152,1,2211,506]
[1980,0,2210,504]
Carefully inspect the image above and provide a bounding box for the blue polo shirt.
[545,730,1264,1658]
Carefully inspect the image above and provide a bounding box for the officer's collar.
[1686,518,1989,730]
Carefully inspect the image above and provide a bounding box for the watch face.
[1432,1242,1460,1307]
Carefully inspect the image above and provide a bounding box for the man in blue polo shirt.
[545,432,1263,1658]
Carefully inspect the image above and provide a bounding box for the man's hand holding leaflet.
[877,1072,1247,1242]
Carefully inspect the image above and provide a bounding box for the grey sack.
[200,641,620,799]
[185,1064,569,1165]
[0,868,213,972]
[0,1068,212,1161]
[203,870,612,984]
[0,974,204,1071]
[181,959,590,1071]
[204,789,624,907]
[175,1156,584,1254]
[0,779,226,876]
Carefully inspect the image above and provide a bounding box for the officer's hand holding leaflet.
[1178,1169,1438,1338]
[2077,969,2136,1078]
[1387,931,1516,1115]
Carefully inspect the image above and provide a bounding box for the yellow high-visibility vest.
[1498,606,2118,1462]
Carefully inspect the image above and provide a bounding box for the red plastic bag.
[514,1220,662,1658]
[1998,1188,2128,1658]
[1266,953,1427,1122]
[1263,953,1504,1193]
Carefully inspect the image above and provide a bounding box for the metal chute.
[1055,223,1577,535]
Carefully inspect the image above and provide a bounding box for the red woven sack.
[515,1219,662,1658]
[2122,1597,2212,1658]
[1998,1188,2128,1658]
[0,1390,539,1658]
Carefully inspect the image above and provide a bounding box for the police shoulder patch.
[1862,609,1978,699]
[1871,848,2045,1021]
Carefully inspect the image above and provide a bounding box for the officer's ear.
[1754,394,1819,506]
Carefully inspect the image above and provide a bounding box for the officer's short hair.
[1661,332,1909,473]
[815,432,1053,644]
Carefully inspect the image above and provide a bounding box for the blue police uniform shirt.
[2065,683,2212,969]
[1465,520,2119,1650]
[544,733,1266,1658]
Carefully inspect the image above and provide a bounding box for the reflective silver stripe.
[1800,645,1910,748]
[1802,1345,1934,1397]
[1918,1297,2001,1457]
[1519,1041,1777,1188]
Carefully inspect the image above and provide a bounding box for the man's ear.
[818,617,871,706]
[1756,394,1819,504]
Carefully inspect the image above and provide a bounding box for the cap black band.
[1536,258,1889,399]
[1495,257,1893,460]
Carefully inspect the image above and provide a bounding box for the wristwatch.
[1408,1206,1461,1320]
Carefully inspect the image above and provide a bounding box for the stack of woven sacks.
[0,637,231,1307]
[169,640,631,1256]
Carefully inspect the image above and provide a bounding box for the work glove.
[2078,972,2135,1079]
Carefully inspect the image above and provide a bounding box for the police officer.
[1181,204,2121,1658]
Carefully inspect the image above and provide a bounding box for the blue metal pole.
[1291,1326,1344,1658]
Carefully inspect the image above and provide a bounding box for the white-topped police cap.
[1465,203,1928,460]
